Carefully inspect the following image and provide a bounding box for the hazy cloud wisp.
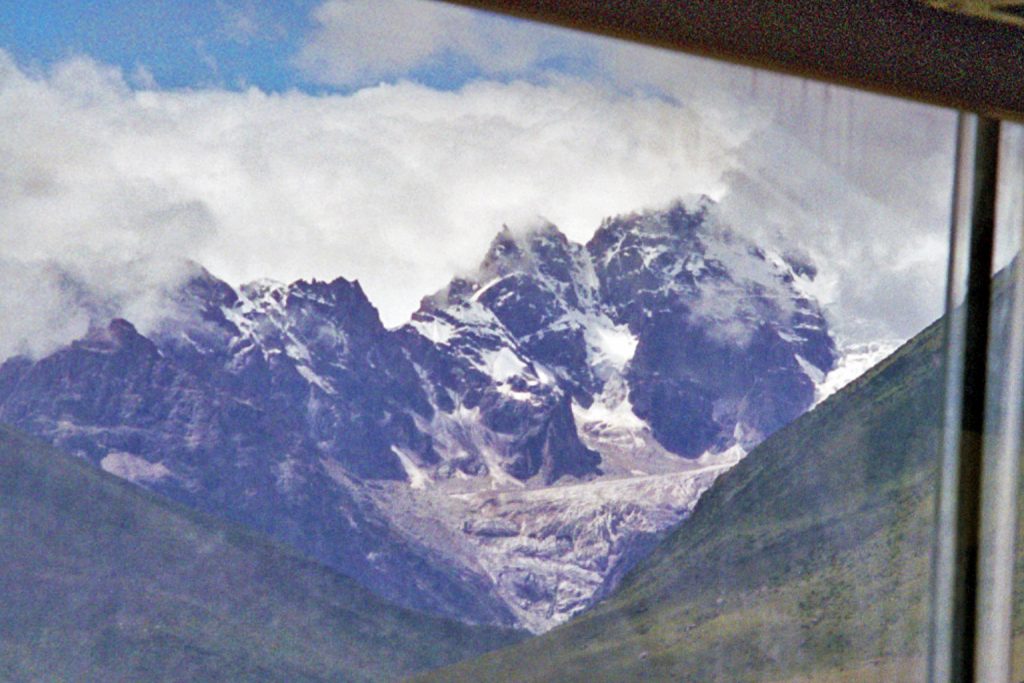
[295,0,595,87]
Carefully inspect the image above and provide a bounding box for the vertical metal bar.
[929,113,1001,683]
[930,111,977,683]
[976,125,1024,683]
[957,116,1000,682]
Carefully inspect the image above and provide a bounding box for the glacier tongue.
[369,462,735,633]
[379,361,748,632]
[455,467,731,633]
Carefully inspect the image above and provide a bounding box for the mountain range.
[0,197,840,632]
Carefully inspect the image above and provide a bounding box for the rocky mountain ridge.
[0,197,838,631]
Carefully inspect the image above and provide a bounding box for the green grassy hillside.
[0,424,523,682]
[420,318,948,682]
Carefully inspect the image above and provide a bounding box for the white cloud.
[711,95,956,341]
[584,38,957,340]
[295,0,596,86]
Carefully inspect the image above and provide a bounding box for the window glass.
[0,3,969,681]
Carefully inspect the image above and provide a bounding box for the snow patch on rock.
[392,446,431,490]
[100,452,172,484]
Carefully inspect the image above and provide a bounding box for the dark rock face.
[0,270,514,627]
[0,197,837,628]
[586,199,834,452]
[399,222,604,486]
[406,200,835,467]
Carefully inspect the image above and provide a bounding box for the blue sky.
[0,1,364,91]
[1,1,300,89]
[0,0,595,92]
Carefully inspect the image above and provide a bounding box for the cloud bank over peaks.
[0,49,740,360]
[0,256,204,361]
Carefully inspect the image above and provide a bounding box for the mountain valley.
[0,423,523,682]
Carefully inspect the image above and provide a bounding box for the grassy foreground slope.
[421,319,947,682]
[0,424,522,682]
